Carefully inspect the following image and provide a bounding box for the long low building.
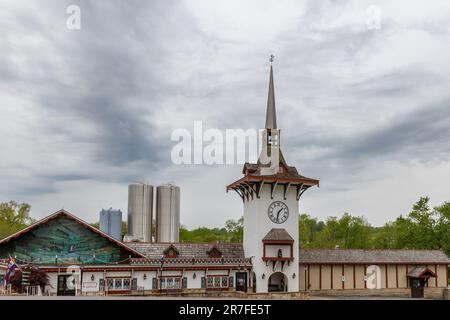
[0,209,448,298]
[299,249,449,298]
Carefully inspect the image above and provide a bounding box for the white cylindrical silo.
[156,183,180,243]
[126,183,153,242]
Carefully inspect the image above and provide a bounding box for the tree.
[0,201,34,240]
[299,214,324,248]
[434,201,450,256]
[8,266,50,293]
[225,217,243,242]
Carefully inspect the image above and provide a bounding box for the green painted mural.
[0,215,133,264]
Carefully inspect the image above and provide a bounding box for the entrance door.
[235,272,247,292]
[57,275,76,296]
[268,272,287,292]
[410,278,424,298]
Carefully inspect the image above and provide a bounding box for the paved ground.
[0,295,429,300]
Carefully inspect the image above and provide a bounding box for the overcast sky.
[1,0,450,228]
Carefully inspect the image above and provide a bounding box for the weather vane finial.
[270,54,275,63]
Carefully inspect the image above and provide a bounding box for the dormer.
[207,245,223,258]
[163,244,179,258]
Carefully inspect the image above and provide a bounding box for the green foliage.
[0,201,34,240]
[299,197,450,256]
[300,213,372,249]
[180,217,243,243]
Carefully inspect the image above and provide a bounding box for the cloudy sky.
[1,0,450,228]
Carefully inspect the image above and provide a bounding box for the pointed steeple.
[265,56,277,129]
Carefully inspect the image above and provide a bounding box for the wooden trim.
[331,264,333,289]
[435,264,438,287]
[364,264,366,289]
[406,265,409,288]
[262,240,294,244]
[262,257,293,262]
[342,264,344,289]
[353,265,356,289]
[395,264,399,288]
[385,264,388,288]
[307,265,310,290]
[446,264,449,287]
[319,264,322,290]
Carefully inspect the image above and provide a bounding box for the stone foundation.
[308,287,447,299]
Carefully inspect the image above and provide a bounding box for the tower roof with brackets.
[227,58,319,200]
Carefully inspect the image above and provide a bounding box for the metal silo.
[126,183,153,242]
[156,183,180,243]
[99,208,122,241]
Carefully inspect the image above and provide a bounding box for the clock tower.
[227,58,319,293]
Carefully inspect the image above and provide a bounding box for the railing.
[25,286,41,296]
[0,284,12,295]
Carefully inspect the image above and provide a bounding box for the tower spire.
[265,55,277,129]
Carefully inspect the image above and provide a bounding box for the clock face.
[268,201,289,224]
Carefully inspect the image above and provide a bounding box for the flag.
[4,256,18,285]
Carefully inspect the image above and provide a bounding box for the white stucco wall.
[243,185,299,292]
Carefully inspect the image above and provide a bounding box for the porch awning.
[407,266,437,279]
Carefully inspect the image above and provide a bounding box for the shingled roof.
[299,249,450,264]
[408,266,437,278]
[263,228,294,242]
[126,242,245,260]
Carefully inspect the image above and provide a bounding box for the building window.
[159,277,182,290]
[106,278,132,291]
[206,276,229,289]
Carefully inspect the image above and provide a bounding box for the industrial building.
[0,62,448,298]
[156,183,180,243]
[99,208,122,241]
[126,183,153,242]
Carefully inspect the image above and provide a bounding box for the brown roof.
[299,249,450,264]
[408,266,437,278]
[126,242,245,259]
[263,228,294,242]
[242,150,318,183]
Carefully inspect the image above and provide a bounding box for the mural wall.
[0,216,130,264]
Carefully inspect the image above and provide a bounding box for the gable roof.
[207,245,223,258]
[0,209,146,259]
[263,228,294,242]
[299,249,450,264]
[408,266,437,278]
[163,244,180,257]
[127,242,244,260]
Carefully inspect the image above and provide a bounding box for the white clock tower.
[227,58,319,293]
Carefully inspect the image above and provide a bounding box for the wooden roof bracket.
[296,183,304,201]
[243,183,254,200]
[270,181,278,199]
[283,182,291,200]
[235,188,245,202]
[256,180,264,198]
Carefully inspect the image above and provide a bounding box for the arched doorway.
[268,272,287,292]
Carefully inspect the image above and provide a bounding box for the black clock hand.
[276,208,283,221]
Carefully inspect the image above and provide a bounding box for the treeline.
[300,197,450,256]
[180,217,243,243]
[179,197,450,256]
[0,198,448,257]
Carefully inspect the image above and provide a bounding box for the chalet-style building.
[1,60,449,298]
